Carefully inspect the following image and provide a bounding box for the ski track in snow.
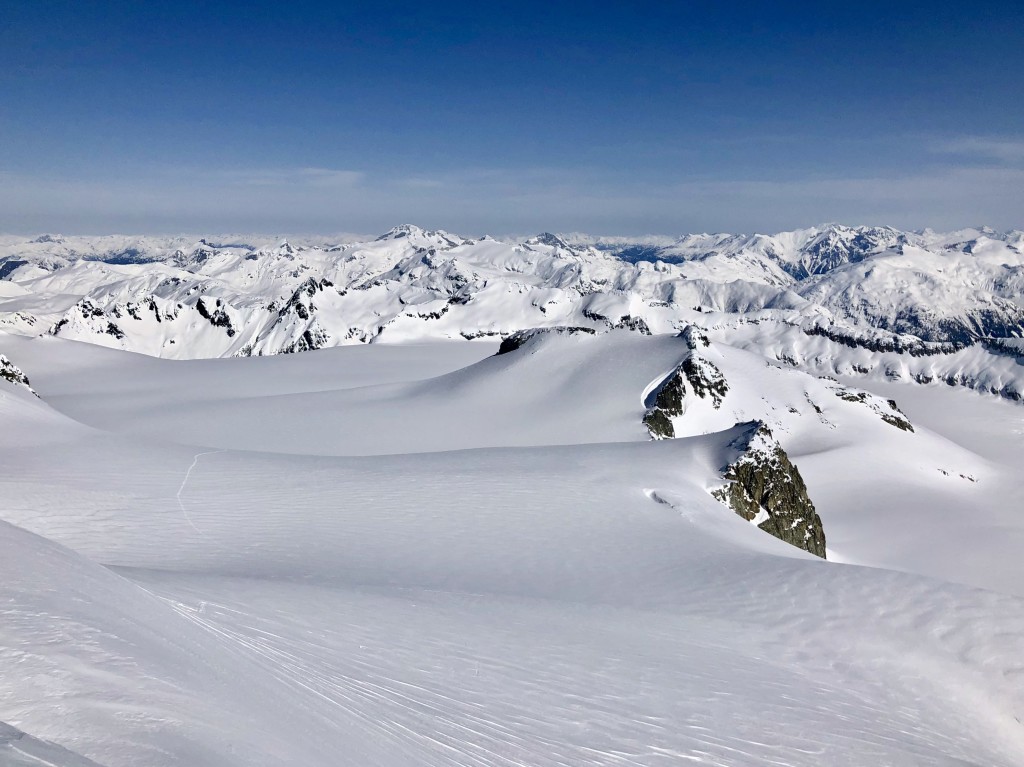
[0,329,1022,766]
[175,450,224,535]
[143,577,1024,767]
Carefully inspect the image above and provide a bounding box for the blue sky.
[1,0,1022,235]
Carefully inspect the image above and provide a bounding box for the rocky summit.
[713,421,827,558]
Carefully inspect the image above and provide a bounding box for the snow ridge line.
[176,450,225,534]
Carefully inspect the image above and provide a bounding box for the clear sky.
[1,0,1022,235]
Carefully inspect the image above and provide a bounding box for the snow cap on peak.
[376,224,426,241]
[527,232,573,250]
[375,224,463,249]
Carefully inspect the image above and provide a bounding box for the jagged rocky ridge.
[712,421,827,559]
[829,385,914,432]
[641,328,828,556]
[638,325,934,554]
[496,326,596,356]
[644,327,730,439]
[0,355,36,396]
[641,326,924,441]
[717,315,1024,403]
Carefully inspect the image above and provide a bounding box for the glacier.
[0,225,1022,765]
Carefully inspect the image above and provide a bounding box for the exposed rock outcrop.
[828,383,915,432]
[644,327,729,439]
[712,421,827,558]
[196,297,237,337]
[496,326,596,356]
[803,323,969,357]
[613,315,652,335]
[643,369,686,439]
[679,329,729,408]
[681,354,728,408]
[0,355,38,396]
[279,322,330,354]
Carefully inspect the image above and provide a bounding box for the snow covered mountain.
[1,224,1024,765]
[1,225,1021,368]
[1,224,1021,412]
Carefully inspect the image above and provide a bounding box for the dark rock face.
[643,370,686,439]
[681,356,728,408]
[713,422,827,559]
[614,315,652,335]
[279,322,330,354]
[803,323,969,356]
[881,400,914,432]
[495,326,596,356]
[643,327,728,438]
[275,278,334,321]
[0,355,37,396]
[643,409,675,439]
[804,309,1024,351]
[680,326,711,350]
[196,297,237,336]
[830,384,915,432]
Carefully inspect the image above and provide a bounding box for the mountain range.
[1,223,1022,401]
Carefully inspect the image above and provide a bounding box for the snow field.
[0,329,1022,765]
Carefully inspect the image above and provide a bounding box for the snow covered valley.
[0,327,1023,767]
[1,225,1023,765]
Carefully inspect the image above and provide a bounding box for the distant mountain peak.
[526,232,577,251]
[375,224,464,250]
[376,224,424,240]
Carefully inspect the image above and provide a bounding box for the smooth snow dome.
[0,225,1023,766]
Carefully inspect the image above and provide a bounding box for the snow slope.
[3,402,1024,765]
[0,269,1023,764]
[3,329,1010,590]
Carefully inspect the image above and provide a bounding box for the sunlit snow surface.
[0,331,1023,766]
